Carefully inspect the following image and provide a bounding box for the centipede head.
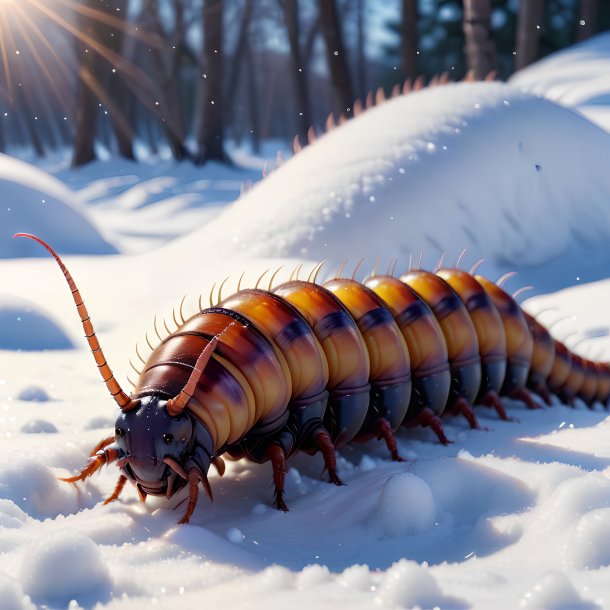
[114,395,195,497]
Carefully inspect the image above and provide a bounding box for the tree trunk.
[106,0,135,160]
[196,0,228,164]
[318,0,354,117]
[282,0,312,142]
[576,0,599,42]
[463,0,496,80]
[245,37,260,154]
[356,0,367,97]
[225,0,253,114]
[401,0,418,80]
[515,0,545,71]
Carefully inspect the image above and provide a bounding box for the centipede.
[13,233,610,524]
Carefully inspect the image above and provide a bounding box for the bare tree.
[576,0,599,42]
[72,0,102,167]
[318,0,354,116]
[463,0,496,79]
[196,0,229,164]
[515,0,545,71]
[280,0,312,142]
[402,0,418,81]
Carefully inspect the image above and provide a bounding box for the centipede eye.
[163,433,174,445]
[115,428,124,438]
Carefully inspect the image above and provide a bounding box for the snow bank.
[0,573,35,610]
[173,82,610,293]
[0,294,73,350]
[0,154,115,258]
[511,32,610,133]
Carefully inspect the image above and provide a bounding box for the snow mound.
[0,574,35,610]
[17,385,51,402]
[180,82,610,287]
[368,473,436,537]
[0,294,73,350]
[520,571,595,609]
[511,32,610,133]
[19,531,112,608]
[565,508,610,570]
[374,559,464,609]
[0,154,115,258]
[20,419,58,434]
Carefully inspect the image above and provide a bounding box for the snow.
[2,37,610,610]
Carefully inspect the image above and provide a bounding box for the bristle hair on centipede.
[15,231,610,525]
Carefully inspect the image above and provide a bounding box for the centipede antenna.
[135,343,147,365]
[129,358,141,376]
[365,90,374,108]
[145,332,155,351]
[348,258,363,281]
[237,271,246,292]
[456,249,467,269]
[433,252,446,273]
[293,135,302,154]
[512,286,534,300]
[496,271,518,288]
[371,256,381,277]
[268,266,284,290]
[209,282,217,308]
[254,269,270,290]
[469,258,485,275]
[179,295,187,324]
[164,317,173,335]
[312,261,326,284]
[153,315,163,342]
[334,259,348,279]
[217,276,231,304]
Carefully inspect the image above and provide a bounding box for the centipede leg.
[406,407,453,445]
[178,468,202,525]
[510,387,542,410]
[450,397,482,429]
[481,391,517,422]
[103,474,128,505]
[59,446,118,484]
[314,429,344,486]
[375,417,405,461]
[266,444,289,511]
[535,384,553,406]
[89,436,115,457]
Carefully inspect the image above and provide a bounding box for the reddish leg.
[266,444,289,511]
[103,474,127,505]
[510,387,542,410]
[450,396,482,429]
[536,384,553,406]
[314,429,344,486]
[375,417,405,461]
[89,436,115,457]
[481,390,517,422]
[60,446,119,484]
[406,407,453,445]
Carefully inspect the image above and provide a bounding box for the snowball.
[20,419,58,434]
[17,386,50,402]
[368,473,436,537]
[226,527,244,544]
[0,573,35,610]
[375,559,444,608]
[519,571,591,609]
[564,508,610,569]
[338,564,372,591]
[296,564,330,589]
[19,531,112,608]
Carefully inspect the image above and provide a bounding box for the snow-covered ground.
[3,36,610,610]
